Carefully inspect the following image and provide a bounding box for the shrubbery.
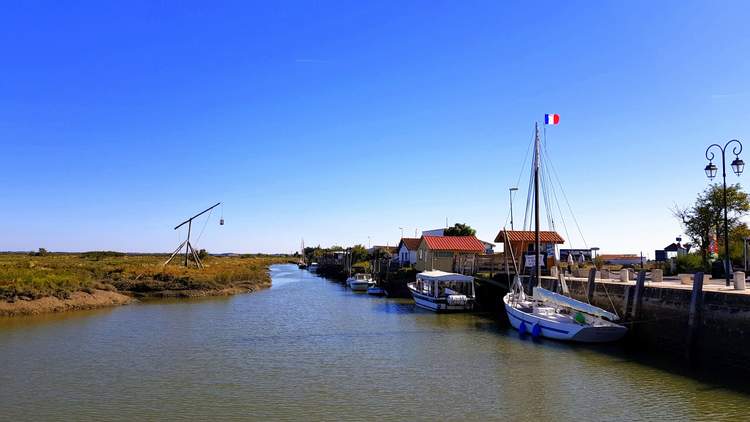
[676,253,703,273]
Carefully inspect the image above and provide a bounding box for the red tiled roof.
[422,235,485,253]
[399,238,421,250]
[494,230,565,244]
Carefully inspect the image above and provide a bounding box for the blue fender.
[518,321,527,335]
[531,323,541,338]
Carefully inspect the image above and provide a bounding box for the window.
[436,251,453,258]
[419,249,423,259]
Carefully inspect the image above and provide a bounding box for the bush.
[676,254,703,273]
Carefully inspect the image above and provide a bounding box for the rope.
[194,208,213,247]
[618,315,688,326]
[543,139,589,249]
[599,280,620,319]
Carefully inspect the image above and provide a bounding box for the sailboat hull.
[503,294,627,343]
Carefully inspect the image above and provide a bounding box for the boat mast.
[534,123,541,288]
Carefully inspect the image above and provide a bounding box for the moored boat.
[347,273,373,292]
[501,121,627,343]
[367,285,385,295]
[407,271,475,312]
[309,262,319,273]
[503,279,627,343]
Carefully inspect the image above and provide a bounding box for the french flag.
[544,114,560,125]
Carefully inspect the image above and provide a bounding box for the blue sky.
[2,1,750,255]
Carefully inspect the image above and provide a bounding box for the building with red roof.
[415,235,485,273]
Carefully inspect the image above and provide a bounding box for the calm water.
[0,264,748,421]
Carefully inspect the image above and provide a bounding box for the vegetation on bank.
[0,253,287,301]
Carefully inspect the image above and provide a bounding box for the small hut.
[494,230,565,271]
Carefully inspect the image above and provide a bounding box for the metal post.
[706,141,743,286]
[509,187,518,231]
[722,149,731,286]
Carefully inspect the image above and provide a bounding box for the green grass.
[0,253,287,300]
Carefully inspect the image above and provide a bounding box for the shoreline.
[0,289,134,317]
[0,254,284,318]
[0,281,273,317]
[0,278,274,318]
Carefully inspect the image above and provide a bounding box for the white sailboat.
[298,238,308,269]
[504,277,626,342]
[502,122,627,343]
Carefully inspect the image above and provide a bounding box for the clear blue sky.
[2,1,750,255]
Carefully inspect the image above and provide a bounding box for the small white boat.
[367,285,385,296]
[347,273,373,292]
[503,278,627,343]
[407,271,475,312]
[309,262,319,272]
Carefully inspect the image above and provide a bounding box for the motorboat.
[347,273,373,292]
[407,271,475,312]
[367,285,385,295]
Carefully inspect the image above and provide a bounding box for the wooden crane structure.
[164,202,222,269]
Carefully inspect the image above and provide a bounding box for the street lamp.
[705,139,744,286]
[509,187,518,230]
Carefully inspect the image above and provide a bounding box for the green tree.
[444,223,476,236]
[351,244,368,263]
[673,183,750,270]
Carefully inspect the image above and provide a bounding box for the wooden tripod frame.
[164,202,221,268]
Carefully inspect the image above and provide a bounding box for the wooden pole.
[586,267,597,303]
[631,270,646,320]
[686,272,704,363]
[185,220,192,267]
[164,240,187,266]
[534,124,541,287]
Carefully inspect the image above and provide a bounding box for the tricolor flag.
[544,114,560,125]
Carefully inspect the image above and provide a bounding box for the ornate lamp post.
[705,139,744,286]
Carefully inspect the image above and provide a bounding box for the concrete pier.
[534,273,750,373]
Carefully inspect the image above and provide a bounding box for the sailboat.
[502,122,627,343]
[298,238,308,269]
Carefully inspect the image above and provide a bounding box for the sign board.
[546,243,556,259]
[523,253,547,268]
